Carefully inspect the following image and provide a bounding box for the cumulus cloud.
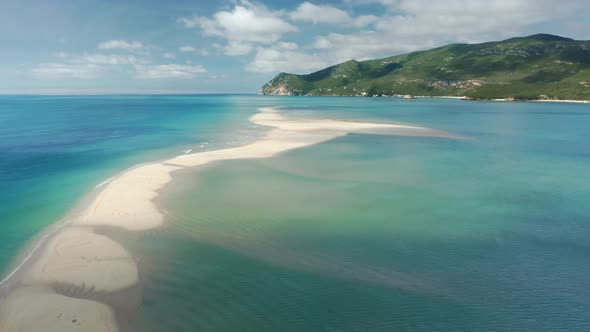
[178,0,297,55]
[289,2,377,27]
[246,42,329,73]
[134,64,207,79]
[97,40,147,52]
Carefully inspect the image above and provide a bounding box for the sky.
[1,0,589,94]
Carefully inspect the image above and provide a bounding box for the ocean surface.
[1,95,589,331]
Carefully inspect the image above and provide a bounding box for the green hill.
[259,34,590,101]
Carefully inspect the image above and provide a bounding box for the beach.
[0,107,453,332]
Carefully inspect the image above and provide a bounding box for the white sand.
[534,99,590,104]
[73,107,449,231]
[486,98,590,104]
[0,286,118,332]
[0,107,456,331]
[76,163,182,231]
[21,227,138,293]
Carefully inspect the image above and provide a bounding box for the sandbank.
[21,227,138,293]
[0,286,118,332]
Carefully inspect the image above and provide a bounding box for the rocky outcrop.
[259,83,294,96]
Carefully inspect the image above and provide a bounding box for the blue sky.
[1,0,589,94]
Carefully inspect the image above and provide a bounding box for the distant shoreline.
[530,99,590,104]
[426,96,590,104]
[260,94,590,104]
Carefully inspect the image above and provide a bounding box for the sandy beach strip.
[405,95,590,104]
[533,99,590,104]
[0,107,457,331]
[0,286,118,332]
[21,227,138,293]
[73,107,452,232]
[480,98,590,104]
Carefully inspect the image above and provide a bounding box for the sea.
[0,95,589,331]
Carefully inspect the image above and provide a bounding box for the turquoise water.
[0,95,259,272]
[1,96,590,330]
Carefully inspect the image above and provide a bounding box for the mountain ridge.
[259,34,590,101]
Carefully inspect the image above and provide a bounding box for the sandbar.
[0,286,118,332]
[0,107,457,331]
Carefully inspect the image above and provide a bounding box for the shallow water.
[154,99,590,331]
[1,95,590,331]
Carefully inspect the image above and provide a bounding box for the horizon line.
[0,92,258,96]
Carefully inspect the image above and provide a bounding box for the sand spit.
[0,107,455,331]
[21,227,138,293]
[76,163,183,231]
[74,107,448,232]
[0,286,118,332]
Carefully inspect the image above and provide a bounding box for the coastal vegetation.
[259,34,590,101]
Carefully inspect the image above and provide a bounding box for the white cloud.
[31,53,147,79]
[97,40,147,52]
[32,63,102,79]
[372,0,572,41]
[289,2,377,27]
[72,54,143,65]
[33,45,210,81]
[392,0,578,19]
[246,42,329,73]
[353,15,379,27]
[311,31,444,62]
[134,64,207,79]
[290,2,349,24]
[163,52,176,59]
[305,0,587,65]
[178,0,297,55]
[179,45,210,55]
[179,45,196,52]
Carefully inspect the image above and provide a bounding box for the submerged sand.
[0,107,457,331]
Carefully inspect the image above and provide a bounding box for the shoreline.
[531,99,590,104]
[0,107,458,331]
[424,96,590,103]
[418,96,590,104]
[262,93,590,104]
